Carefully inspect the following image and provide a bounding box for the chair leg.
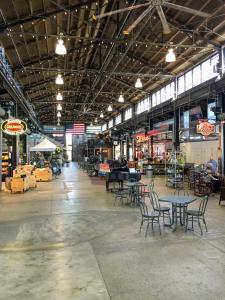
[151,219,154,231]
[139,219,143,233]
[191,216,194,229]
[162,212,165,224]
[198,217,203,235]
[145,221,150,238]
[158,217,161,235]
[168,211,172,225]
[203,216,208,232]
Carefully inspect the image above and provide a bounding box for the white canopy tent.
[29,138,57,152]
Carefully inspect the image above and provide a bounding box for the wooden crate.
[28,175,37,188]
[11,177,29,193]
[33,168,53,182]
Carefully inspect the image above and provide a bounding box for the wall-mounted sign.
[136,135,149,143]
[197,121,215,136]
[1,119,27,135]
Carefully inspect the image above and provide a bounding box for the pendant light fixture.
[94,118,98,123]
[107,104,113,112]
[100,112,104,118]
[57,111,61,118]
[56,92,63,101]
[55,36,67,55]
[55,74,64,85]
[165,48,176,63]
[57,119,60,126]
[135,78,142,88]
[118,93,124,103]
[90,122,93,127]
[57,103,62,111]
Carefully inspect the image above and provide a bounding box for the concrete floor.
[0,163,225,300]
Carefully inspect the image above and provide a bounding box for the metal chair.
[139,201,161,237]
[149,191,171,225]
[185,196,208,235]
[143,180,154,197]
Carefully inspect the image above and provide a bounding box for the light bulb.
[56,92,63,101]
[57,111,61,118]
[57,103,62,111]
[135,78,142,88]
[165,48,176,63]
[55,74,64,85]
[55,38,67,55]
[107,104,112,111]
[118,94,124,103]
[100,112,104,118]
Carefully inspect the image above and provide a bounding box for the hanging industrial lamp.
[57,111,61,118]
[94,118,98,123]
[135,78,142,88]
[57,103,62,111]
[118,93,124,103]
[107,104,113,112]
[100,112,104,118]
[56,92,63,101]
[55,38,67,55]
[55,74,64,85]
[165,48,176,63]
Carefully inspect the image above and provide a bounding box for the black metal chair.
[185,196,208,235]
[139,201,161,237]
[149,191,171,225]
[143,180,154,197]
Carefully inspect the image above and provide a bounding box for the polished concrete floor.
[0,163,225,300]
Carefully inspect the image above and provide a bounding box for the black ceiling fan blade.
[155,5,171,34]
[163,2,210,18]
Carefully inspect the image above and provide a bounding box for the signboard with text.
[1,119,27,135]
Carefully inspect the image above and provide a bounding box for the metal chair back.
[199,196,208,215]
[139,200,149,217]
[149,191,160,210]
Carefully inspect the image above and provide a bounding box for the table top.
[159,195,196,205]
[125,182,146,187]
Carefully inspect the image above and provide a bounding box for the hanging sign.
[1,119,27,135]
[136,135,149,143]
[197,121,215,136]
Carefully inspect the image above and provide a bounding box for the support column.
[173,109,180,151]
[11,135,20,167]
[149,118,153,157]
[219,92,225,175]
[0,129,2,191]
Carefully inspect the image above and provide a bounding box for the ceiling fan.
[93,0,210,35]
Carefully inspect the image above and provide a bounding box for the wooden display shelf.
[11,177,29,193]
[33,168,53,182]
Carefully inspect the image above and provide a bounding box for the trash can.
[146,165,153,178]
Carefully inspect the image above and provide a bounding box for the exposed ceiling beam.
[0,0,97,33]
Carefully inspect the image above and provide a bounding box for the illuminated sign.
[136,135,149,143]
[1,119,27,135]
[197,121,215,136]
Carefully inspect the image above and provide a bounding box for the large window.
[136,97,150,114]
[108,119,114,129]
[152,93,156,107]
[101,123,107,132]
[115,114,122,125]
[124,107,132,120]
[177,54,219,96]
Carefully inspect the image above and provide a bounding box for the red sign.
[1,119,27,135]
[197,121,215,136]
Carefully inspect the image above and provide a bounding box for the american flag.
[66,123,85,135]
